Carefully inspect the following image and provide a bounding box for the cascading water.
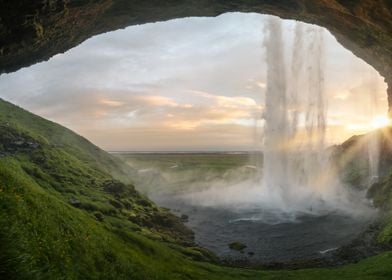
[179,17,376,220]
[261,18,336,211]
[300,24,330,194]
[366,70,381,185]
[262,17,290,204]
[368,131,380,185]
[151,17,379,263]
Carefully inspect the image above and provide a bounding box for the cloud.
[99,98,125,107]
[83,123,257,151]
[137,95,178,107]
[0,13,387,151]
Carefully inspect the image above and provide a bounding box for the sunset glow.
[371,115,391,129]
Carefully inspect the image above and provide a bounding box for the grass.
[117,153,251,171]
[1,97,392,279]
[117,153,257,194]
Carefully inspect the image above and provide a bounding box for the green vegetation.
[118,153,257,194]
[118,153,251,171]
[368,172,392,244]
[334,135,374,190]
[333,129,392,245]
[1,98,392,279]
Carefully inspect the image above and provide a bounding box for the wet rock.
[138,198,153,207]
[180,214,189,222]
[102,179,137,197]
[69,197,81,208]
[108,199,123,209]
[228,242,247,252]
[102,180,125,195]
[94,212,104,222]
[0,127,40,155]
[122,200,132,209]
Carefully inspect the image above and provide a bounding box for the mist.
[123,18,379,224]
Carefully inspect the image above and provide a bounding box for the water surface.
[154,194,375,263]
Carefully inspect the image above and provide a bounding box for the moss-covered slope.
[0,98,213,279]
[332,128,392,246]
[1,97,392,279]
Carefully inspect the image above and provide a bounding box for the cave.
[1,1,392,279]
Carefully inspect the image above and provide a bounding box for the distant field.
[114,153,259,193]
[115,152,252,171]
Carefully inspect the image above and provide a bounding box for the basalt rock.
[0,125,40,156]
[229,241,247,252]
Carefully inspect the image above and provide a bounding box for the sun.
[371,115,391,129]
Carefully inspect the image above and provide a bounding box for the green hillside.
[1,98,392,279]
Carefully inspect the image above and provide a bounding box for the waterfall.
[367,70,380,185]
[261,18,329,208]
[288,22,304,136]
[368,131,380,185]
[184,16,376,219]
[262,17,290,203]
[301,25,328,190]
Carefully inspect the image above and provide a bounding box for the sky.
[0,13,388,151]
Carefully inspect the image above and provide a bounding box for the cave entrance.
[0,13,386,264]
